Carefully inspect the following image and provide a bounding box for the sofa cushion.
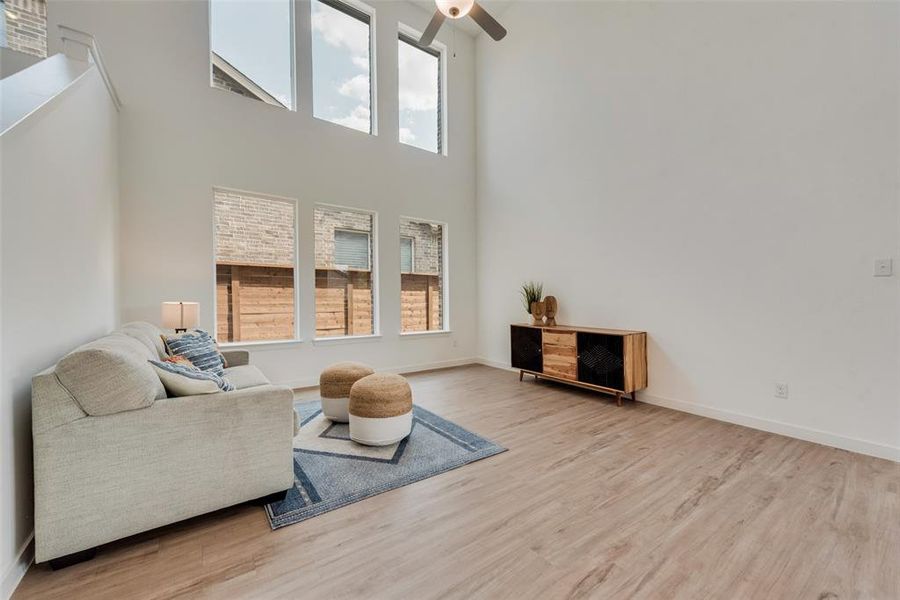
[162,330,226,376]
[149,360,234,396]
[223,365,270,390]
[119,322,166,359]
[56,334,166,416]
[117,328,158,361]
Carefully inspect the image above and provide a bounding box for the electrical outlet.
[874,258,893,277]
[774,382,789,399]
[452,339,458,348]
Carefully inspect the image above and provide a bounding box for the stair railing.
[57,24,122,110]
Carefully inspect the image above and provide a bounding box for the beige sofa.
[31,322,295,567]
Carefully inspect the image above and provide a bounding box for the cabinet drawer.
[543,330,576,348]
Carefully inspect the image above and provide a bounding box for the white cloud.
[339,74,370,103]
[312,1,369,69]
[399,127,416,143]
[333,105,370,133]
[398,40,439,112]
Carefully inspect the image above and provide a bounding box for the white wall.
[48,0,478,387]
[476,2,900,459]
[0,65,119,596]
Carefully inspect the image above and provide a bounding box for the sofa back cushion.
[119,322,166,359]
[55,333,167,416]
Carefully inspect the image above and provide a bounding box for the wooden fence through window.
[216,264,442,341]
[216,263,294,342]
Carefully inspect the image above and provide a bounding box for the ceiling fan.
[419,0,507,47]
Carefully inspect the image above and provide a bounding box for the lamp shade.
[161,302,199,330]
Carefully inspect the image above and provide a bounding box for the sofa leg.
[49,547,96,570]
[248,489,289,506]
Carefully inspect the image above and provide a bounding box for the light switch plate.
[874,258,893,277]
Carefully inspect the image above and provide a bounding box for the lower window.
[400,218,445,332]
[214,189,297,342]
[315,206,376,337]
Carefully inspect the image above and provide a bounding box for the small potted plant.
[520,281,544,326]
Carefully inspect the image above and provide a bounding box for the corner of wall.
[1,533,33,600]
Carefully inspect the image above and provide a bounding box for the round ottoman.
[319,362,374,422]
[349,373,413,446]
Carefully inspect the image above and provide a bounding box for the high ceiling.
[407,0,514,38]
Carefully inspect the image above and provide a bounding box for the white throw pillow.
[149,360,234,397]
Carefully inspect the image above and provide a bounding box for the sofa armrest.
[222,349,250,367]
[33,384,294,562]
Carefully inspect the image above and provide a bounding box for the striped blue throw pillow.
[149,360,234,396]
[161,330,226,376]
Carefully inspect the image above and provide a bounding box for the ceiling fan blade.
[469,2,507,41]
[419,10,445,47]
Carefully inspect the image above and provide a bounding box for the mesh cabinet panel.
[511,326,543,372]
[576,332,625,390]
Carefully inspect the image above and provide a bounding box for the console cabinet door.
[576,332,625,390]
[511,326,543,373]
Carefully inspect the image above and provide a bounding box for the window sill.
[399,330,452,337]
[220,339,304,350]
[313,334,383,345]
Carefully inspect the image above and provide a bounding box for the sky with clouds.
[210,0,440,152]
[398,37,439,153]
[311,0,371,133]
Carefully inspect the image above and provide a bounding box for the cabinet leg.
[616,392,622,407]
[631,391,637,402]
[519,370,524,382]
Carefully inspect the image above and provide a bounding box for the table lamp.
[161,301,199,333]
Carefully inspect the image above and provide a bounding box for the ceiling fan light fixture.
[435,0,474,19]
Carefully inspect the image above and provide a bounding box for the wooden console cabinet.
[510,324,648,405]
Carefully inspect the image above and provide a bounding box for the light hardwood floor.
[15,365,900,599]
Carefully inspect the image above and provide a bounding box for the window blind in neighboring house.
[400,237,414,273]
[334,230,370,270]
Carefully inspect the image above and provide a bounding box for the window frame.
[212,186,302,346]
[399,216,449,334]
[207,0,297,111]
[314,203,380,340]
[397,23,447,156]
[400,235,415,274]
[310,0,378,135]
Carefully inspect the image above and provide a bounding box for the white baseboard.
[281,357,481,390]
[2,532,34,600]
[475,357,516,372]
[638,392,900,462]
[474,358,900,463]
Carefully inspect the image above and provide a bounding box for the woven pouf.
[349,373,413,446]
[319,362,375,423]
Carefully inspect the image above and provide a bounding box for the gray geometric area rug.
[265,400,507,529]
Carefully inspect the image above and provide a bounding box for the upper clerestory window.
[209,0,295,110]
[398,30,443,154]
[311,0,375,135]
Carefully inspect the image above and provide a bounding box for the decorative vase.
[530,301,546,326]
[544,296,558,326]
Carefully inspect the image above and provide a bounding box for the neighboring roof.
[210,51,286,108]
